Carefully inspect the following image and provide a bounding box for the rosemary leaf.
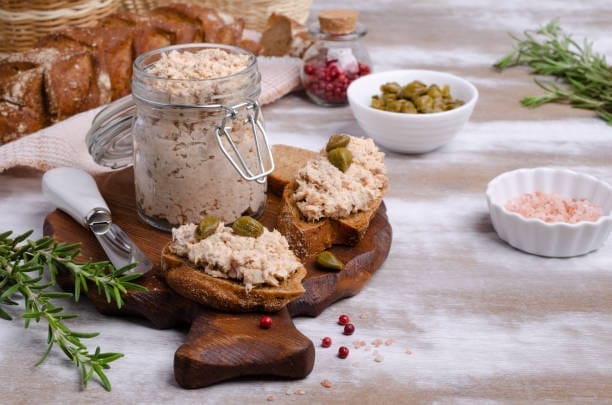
[494,19,612,124]
[0,230,147,391]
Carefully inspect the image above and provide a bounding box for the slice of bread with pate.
[274,136,388,260]
[160,219,306,312]
[268,145,318,197]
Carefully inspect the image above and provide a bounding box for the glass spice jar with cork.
[301,9,372,106]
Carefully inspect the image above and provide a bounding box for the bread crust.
[160,243,306,313]
[260,13,313,58]
[277,180,384,260]
[0,3,252,145]
[270,144,386,260]
[268,145,317,197]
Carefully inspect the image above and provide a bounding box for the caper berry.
[326,133,351,151]
[327,147,352,172]
[315,251,344,271]
[232,216,264,238]
[194,215,220,241]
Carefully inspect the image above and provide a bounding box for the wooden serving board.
[43,168,392,389]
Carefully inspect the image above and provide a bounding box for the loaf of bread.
[260,13,313,58]
[0,3,249,145]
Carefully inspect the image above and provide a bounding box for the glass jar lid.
[87,95,135,169]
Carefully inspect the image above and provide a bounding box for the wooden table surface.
[1,0,611,403]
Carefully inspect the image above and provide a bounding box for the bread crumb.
[267,395,276,401]
[285,388,293,395]
[294,389,305,395]
[405,349,412,355]
[385,338,395,346]
[372,338,383,347]
[353,340,366,349]
[359,311,370,319]
[321,379,333,388]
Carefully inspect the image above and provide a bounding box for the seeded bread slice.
[160,243,306,313]
[270,144,386,260]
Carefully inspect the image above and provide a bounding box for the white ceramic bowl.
[486,168,612,257]
[347,69,478,153]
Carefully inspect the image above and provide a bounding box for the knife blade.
[42,167,152,273]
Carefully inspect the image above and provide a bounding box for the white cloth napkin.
[0,56,302,175]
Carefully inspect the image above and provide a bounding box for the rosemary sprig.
[494,19,612,124]
[0,230,147,391]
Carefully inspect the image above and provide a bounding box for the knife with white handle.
[42,167,152,273]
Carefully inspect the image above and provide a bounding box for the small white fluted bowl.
[486,168,612,257]
[347,69,478,153]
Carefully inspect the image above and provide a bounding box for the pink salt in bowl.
[486,167,612,257]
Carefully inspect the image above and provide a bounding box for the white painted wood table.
[1,0,611,403]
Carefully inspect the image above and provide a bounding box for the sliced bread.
[268,144,317,197]
[160,243,307,313]
[271,144,386,260]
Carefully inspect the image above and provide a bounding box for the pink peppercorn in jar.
[301,9,372,106]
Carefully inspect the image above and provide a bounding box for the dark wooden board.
[43,168,392,389]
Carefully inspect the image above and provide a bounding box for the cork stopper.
[318,9,359,35]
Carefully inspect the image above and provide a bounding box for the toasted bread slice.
[161,243,307,313]
[268,145,318,197]
[277,180,384,260]
[271,144,386,260]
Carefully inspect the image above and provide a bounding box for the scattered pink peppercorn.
[259,315,272,329]
[338,346,349,359]
[321,337,332,348]
[343,323,355,335]
[338,314,350,325]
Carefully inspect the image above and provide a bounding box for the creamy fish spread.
[133,47,265,229]
[292,136,387,221]
[171,222,302,292]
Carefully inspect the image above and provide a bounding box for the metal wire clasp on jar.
[86,44,274,232]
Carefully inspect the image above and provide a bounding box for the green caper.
[401,100,418,113]
[371,80,464,114]
[382,93,398,103]
[415,94,434,113]
[387,99,403,113]
[441,84,451,100]
[380,82,401,94]
[327,147,352,172]
[315,251,344,271]
[232,216,264,237]
[371,96,384,110]
[401,80,427,99]
[325,133,351,151]
[427,84,442,99]
[194,215,220,241]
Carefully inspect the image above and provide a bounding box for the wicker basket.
[121,0,313,31]
[0,0,120,53]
